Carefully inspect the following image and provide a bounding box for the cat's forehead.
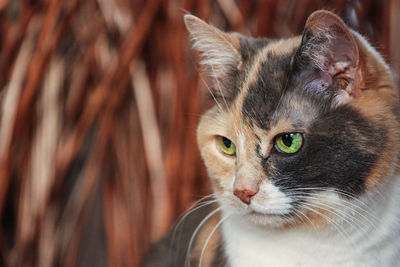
[234,36,313,131]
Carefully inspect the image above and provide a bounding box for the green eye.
[275,133,303,154]
[217,136,236,155]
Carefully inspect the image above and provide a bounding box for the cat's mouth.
[245,206,292,220]
[247,202,293,217]
[248,210,283,217]
[242,209,293,227]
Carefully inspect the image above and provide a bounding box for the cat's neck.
[221,174,400,267]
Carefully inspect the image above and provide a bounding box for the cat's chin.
[220,201,295,228]
[248,211,284,217]
[220,206,294,229]
[244,211,293,228]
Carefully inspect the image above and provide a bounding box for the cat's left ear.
[297,10,363,101]
[184,15,242,97]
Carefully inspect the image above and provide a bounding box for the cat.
[143,10,400,267]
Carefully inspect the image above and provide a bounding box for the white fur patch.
[250,182,292,215]
[221,175,400,267]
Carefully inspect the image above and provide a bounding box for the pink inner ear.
[308,70,333,93]
[318,71,333,88]
[304,11,359,72]
[326,27,358,68]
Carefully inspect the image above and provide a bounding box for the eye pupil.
[281,133,293,147]
[275,133,303,154]
[222,137,231,148]
[218,136,236,156]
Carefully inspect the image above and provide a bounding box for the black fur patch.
[239,36,270,62]
[213,37,270,107]
[266,106,386,196]
[239,40,384,197]
[242,49,295,129]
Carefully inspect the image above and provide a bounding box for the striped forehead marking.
[238,38,301,130]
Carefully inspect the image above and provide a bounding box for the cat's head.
[185,10,399,229]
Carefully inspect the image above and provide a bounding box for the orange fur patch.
[348,35,400,190]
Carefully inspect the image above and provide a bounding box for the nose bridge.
[235,160,263,192]
[233,135,264,204]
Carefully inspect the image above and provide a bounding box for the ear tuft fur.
[296,10,361,103]
[300,10,359,72]
[184,14,242,80]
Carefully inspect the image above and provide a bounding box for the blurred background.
[0,0,398,266]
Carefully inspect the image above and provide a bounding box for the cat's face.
[186,11,399,229]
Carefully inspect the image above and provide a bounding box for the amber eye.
[217,136,236,155]
[275,133,303,154]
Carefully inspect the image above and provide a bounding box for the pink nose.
[234,189,256,204]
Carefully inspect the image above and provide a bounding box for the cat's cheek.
[199,141,235,194]
[349,94,400,191]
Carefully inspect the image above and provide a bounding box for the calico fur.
[144,10,400,267]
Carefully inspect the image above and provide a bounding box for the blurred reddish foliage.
[0,0,398,266]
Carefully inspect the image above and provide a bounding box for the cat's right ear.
[184,15,242,90]
[296,10,362,103]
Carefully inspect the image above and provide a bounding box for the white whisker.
[293,208,317,230]
[301,202,356,248]
[297,193,376,228]
[185,207,222,267]
[285,187,377,218]
[198,213,232,267]
[172,194,216,241]
[298,195,373,238]
[171,197,218,262]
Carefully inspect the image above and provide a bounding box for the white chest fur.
[221,177,400,267]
